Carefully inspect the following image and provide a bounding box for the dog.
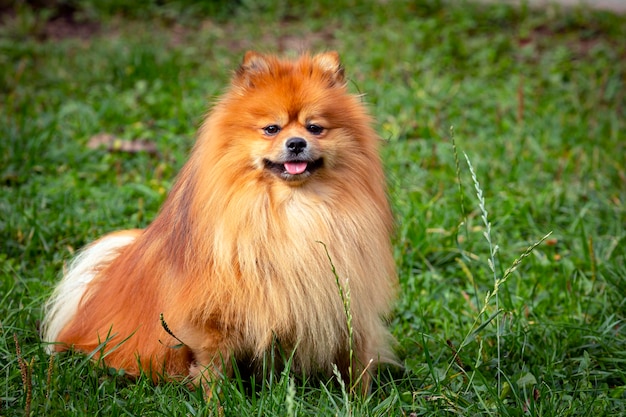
[42,51,397,394]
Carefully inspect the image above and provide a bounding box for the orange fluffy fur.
[42,51,397,391]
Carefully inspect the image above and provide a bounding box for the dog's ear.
[240,51,271,74]
[234,51,273,88]
[313,51,345,86]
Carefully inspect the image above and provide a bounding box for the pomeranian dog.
[42,51,397,394]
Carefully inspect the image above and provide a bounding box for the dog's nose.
[285,137,307,155]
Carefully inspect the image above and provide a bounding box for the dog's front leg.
[187,331,234,400]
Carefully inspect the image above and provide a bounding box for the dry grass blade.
[14,333,33,417]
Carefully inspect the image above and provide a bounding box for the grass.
[1,0,625,415]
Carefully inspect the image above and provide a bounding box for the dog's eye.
[263,125,281,136]
[306,124,324,135]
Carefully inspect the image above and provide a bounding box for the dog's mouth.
[264,158,324,181]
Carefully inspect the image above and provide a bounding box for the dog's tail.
[41,230,140,353]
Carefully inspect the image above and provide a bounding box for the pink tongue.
[284,162,308,175]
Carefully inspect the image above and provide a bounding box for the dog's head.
[207,51,377,188]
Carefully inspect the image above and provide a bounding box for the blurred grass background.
[1,0,625,415]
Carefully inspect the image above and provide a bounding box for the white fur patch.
[41,233,137,353]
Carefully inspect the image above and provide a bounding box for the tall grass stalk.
[448,151,552,399]
[463,152,502,394]
[451,129,481,312]
[319,241,356,394]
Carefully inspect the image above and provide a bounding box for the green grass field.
[1,0,625,415]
